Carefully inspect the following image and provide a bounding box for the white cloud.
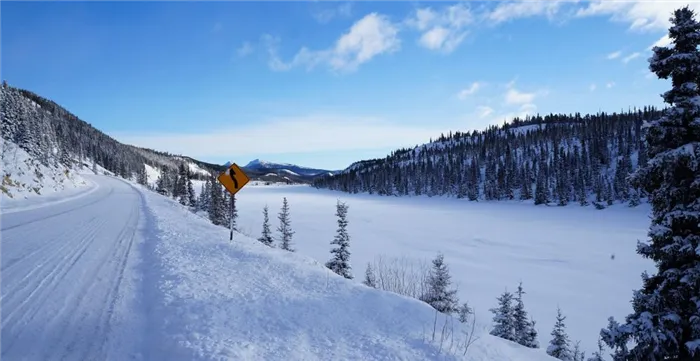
[589,83,597,91]
[457,82,482,99]
[476,105,494,118]
[236,42,254,57]
[312,2,353,24]
[487,0,566,24]
[263,13,400,73]
[648,34,672,50]
[606,81,616,88]
[607,50,622,60]
[114,115,448,158]
[505,87,536,105]
[622,52,641,64]
[406,3,472,53]
[576,2,700,32]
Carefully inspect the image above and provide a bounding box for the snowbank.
[139,188,555,361]
[1,138,92,210]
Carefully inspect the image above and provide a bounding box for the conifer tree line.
[313,106,662,208]
[1,83,219,183]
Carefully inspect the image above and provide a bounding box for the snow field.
[231,184,654,357]
[139,183,556,361]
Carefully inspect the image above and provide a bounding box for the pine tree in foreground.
[258,205,273,246]
[513,282,538,348]
[547,307,572,360]
[325,200,353,279]
[277,197,295,251]
[420,253,458,314]
[363,263,376,288]
[586,337,605,361]
[572,340,585,361]
[208,175,226,226]
[457,302,473,323]
[601,6,700,361]
[490,290,516,342]
[136,164,148,186]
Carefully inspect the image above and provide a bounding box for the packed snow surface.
[1,174,556,360]
[234,184,654,357]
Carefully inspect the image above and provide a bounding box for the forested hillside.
[1,83,220,182]
[313,107,663,208]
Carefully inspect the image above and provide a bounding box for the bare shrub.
[369,255,430,299]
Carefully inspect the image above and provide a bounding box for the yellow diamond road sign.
[217,163,250,196]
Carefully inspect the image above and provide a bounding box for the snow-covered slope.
[1,138,90,208]
[141,185,557,361]
[233,184,653,357]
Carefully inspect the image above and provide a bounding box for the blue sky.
[2,1,685,170]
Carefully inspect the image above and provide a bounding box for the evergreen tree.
[490,290,516,342]
[457,302,473,323]
[586,337,605,361]
[177,163,188,205]
[601,7,700,360]
[136,164,148,186]
[156,167,168,195]
[547,307,572,360]
[572,341,585,361]
[420,253,459,314]
[208,177,226,226]
[513,282,538,348]
[277,197,295,251]
[325,200,353,279]
[363,263,377,288]
[258,205,274,246]
[187,176,196,207]
[526,318,540,349]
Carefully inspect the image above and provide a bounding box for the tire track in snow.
[1,175,150,361]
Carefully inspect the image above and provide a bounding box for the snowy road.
[1,175,149,361]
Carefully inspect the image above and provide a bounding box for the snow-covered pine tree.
[187,175,196,207]
[325,200,353,279]
[601,7,700,360]
[526,317,540,349]
[363,263,377,288]
[547,307,572,360]
[420,253,458,314]
[258,205,273,246]
[586,337,605,361]
[513,282,538,348]
[208,177,226,226]
[156,167,168,194]
[136,164,148,186]
[277,197,295,251]
[177,163,188,205]
[490,290,516,342]
[458,302,473,323]
[572,340,585,361]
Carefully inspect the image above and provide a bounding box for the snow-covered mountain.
[245,158,337,176]
[220,158,339,184]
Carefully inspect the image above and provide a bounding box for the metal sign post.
[217,163,250,241]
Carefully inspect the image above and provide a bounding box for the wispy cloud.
[648,34,671,50]
[589,83,597,92]
[406,3,473,54]
[262,13,400,73]
[312,2,353,24]
[607,50,622,60]
[622,52,641,64]
[457,82,482,100]
[487,0,566,24]
[114,115,449,158]
[505,86,536,105]
[576,2,700,32]
[606,81,616,88]
[476,105,494,118]
[236,42,254,58]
